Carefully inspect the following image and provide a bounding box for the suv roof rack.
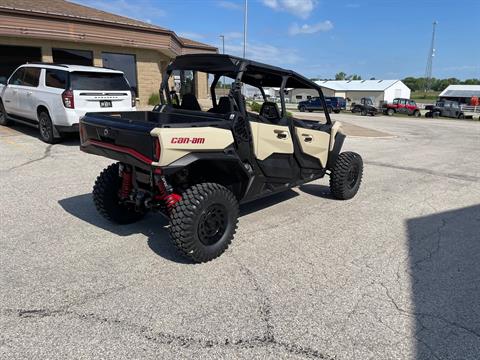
[26,62,69,68]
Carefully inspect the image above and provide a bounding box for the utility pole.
[243,0,248,59]
[424,21,437,94]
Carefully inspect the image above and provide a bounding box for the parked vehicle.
[0,63,136,143]
[425,100,465,119]
[383,98,420,117]
[298,96,346,113]
[80,54,363,263]
[351,97,378,116]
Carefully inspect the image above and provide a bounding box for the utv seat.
[208,97,231,114]
[259,102,281,124]
[180,93,201,111]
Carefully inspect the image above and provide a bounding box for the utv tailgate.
[80,112,158,169]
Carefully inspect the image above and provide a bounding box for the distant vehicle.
[0,63,136,143]
[351,97,378,116]
[425,100,465,119]
[383,98,420,117]
[298,96,346,113]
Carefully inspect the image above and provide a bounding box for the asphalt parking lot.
[1,114,479,359]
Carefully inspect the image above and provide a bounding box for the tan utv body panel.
[330,121,343,151]
[249,122,294,160]
[295,127,331,167]
[150,127,234,166]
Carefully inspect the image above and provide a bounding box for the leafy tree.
[335,72,347,80]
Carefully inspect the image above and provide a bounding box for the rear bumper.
[80,139,154,170]
[61,107,136,127]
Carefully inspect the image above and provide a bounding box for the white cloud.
[261,0,317,19]
[217,1,242,10]
[177,32,205,40]
[225,41,301,65]
[223,32,243,40]
[289,20,333,35]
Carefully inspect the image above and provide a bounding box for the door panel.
[249,121,296,179]
[294,127,330,167]
[249,121,293,160]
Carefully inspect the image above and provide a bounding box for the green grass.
[148,93,160,106]
[411,91,440,103]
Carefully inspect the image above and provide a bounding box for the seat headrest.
[180,93,201,111]
[260,102,281,122]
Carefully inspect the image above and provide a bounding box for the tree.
[335,72,347,80]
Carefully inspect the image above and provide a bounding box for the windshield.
[70,72,130,91]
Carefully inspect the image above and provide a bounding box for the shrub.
[249,101,262,113]
[148,93,160,106]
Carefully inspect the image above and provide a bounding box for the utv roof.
[168,54,318,89]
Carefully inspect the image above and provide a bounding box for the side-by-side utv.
[79,54,363,263]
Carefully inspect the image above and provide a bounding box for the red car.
[383,98,421,117]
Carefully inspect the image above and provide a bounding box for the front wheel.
[361,109,367,116]
[458,113,465,119]
[299,106,306,112]
[93,163,145,224]
[413,110,421,117]
[330,152,363,200]
[387,108,395,116]
[169,183,239,263]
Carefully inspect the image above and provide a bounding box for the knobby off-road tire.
[0,100,11,126]
[93,163,145,224]
[170,183,239,263]
[330,152,363,200]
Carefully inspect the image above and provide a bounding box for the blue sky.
[76,0,479,80]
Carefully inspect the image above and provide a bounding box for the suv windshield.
[70,72,130,91]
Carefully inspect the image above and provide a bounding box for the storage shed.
[439,85,480,105]
[315,79,411,106]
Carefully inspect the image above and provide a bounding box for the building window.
[0,45,41,84]
[102,52,138,95]
[296,95,302,100]
[52,48,93,66]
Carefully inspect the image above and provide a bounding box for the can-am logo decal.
[170,137,205,144]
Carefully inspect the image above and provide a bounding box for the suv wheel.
[299,105,306,112]
[387,108,395,116]
[0,100,10,126]
[330,152,363,200]
[93,163,145,224]
[413,110,420,117]
[38,111,60,144]
[361,109,367,116]
[333,109,341,114]
[458,113,465,119]
[170,183,239,263]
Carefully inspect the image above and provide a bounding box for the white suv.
[0,63,136,143]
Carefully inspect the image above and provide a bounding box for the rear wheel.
[330,152,363,200]
[299,105,306,112]
[93,163,145,224]
[432,112,440,118]
[169,183,239,263]
[361,109,367,116]
[0,100,11,126]
[333,109,340,114]
[387,108,395,116]
[38,111,60,144]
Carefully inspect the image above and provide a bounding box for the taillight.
[62,89,74,109]
[153,137,161,162]
[131,90,136,108]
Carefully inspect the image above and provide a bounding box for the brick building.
[0,0,217,106]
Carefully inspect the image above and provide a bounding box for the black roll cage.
[159,54,332,125]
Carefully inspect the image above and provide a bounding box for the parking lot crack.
[7,144,52,171]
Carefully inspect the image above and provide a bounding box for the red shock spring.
[119,167,133,199]
[156,177,182,212]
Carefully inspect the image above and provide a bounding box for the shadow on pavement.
[7,122,80,146]
[406,204,480,359]
[59,189,301,264]
[298,184,333,199]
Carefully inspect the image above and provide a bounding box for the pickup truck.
[298,96,346,113]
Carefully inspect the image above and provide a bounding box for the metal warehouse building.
[439,85,480,105]
[315,79,411,106]
[0,0,217,106]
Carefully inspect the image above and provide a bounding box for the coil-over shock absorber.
[154,174,182,213]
